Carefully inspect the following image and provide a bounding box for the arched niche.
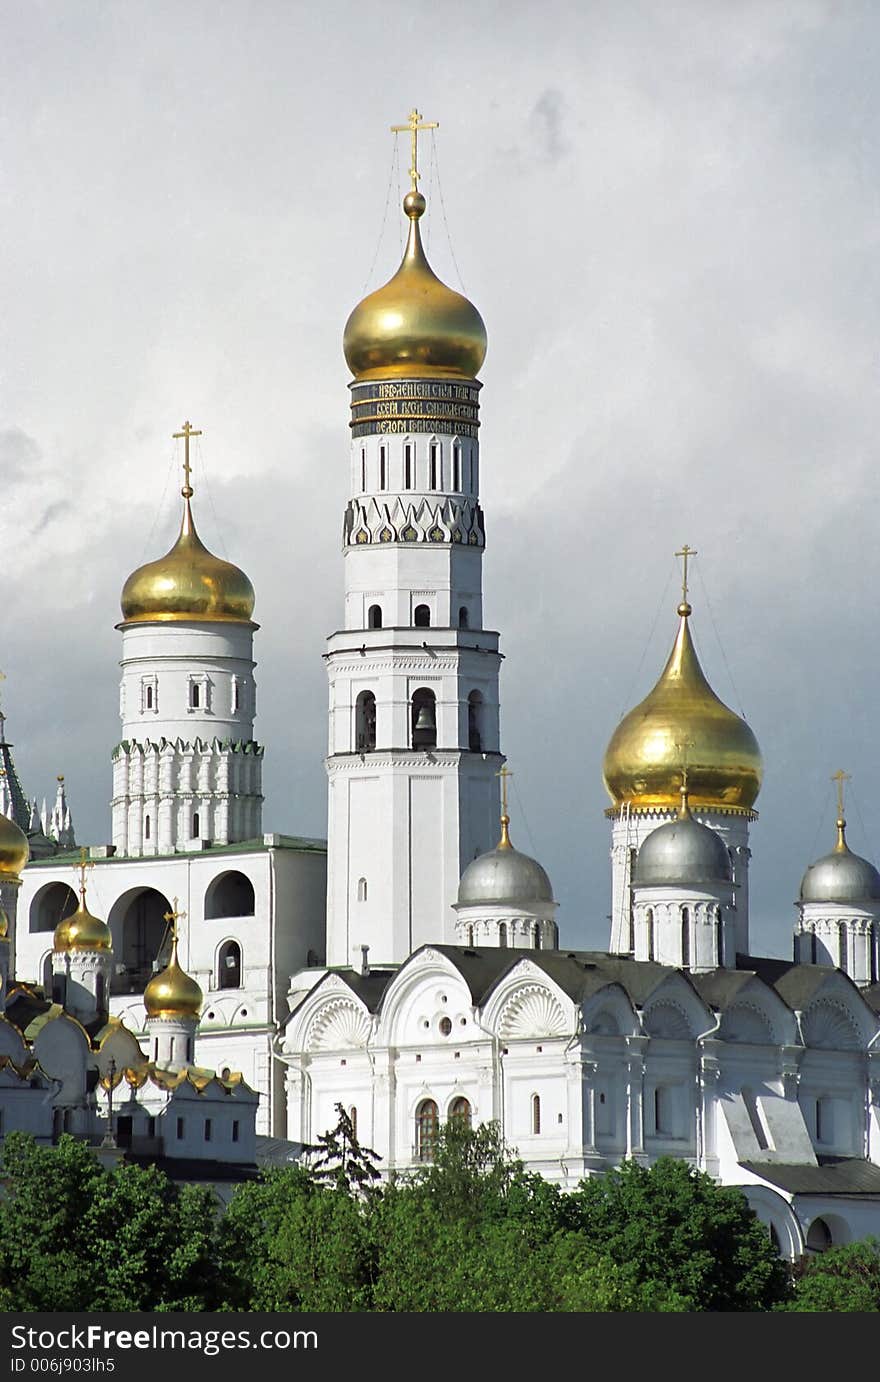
[108,887,173,995]
[204,870,256,920]
[30,882,78,934]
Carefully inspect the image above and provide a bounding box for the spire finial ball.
[403,190,426,219]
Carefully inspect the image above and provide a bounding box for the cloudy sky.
[2,1,879,957]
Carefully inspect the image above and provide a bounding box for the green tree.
[785,1239,880,1312]
[559,1155,792,1312]
[301,1102,381,1195]
[0,1133,220,1311]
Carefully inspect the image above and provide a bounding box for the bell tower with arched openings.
[325,113,503,967]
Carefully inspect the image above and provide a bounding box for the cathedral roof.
[343,189,487,382]
[121,476,255,626]
[633,791,732,888]
[799,817,880,905]
[603,598,762,816]
[456,812,554,909]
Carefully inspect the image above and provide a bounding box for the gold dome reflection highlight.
[144,935,203,1020]
[603,604,762,814]
[343,191,487,382]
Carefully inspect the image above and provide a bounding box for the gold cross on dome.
[75,846,93,904]
[832,768,851,818]
[391,108,439,192]
[496,764,513,816]
[172,421,202,498]
[163,897,187,944]
[674,544,697,604]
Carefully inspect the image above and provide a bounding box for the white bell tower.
[325,112,503,967]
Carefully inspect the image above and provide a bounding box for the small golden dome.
[0,812,29,882]
[54,892,112,953]
[343,191,487,381]
[144,936,203,1020]
[121,495,255,625]
[603,604,762,814]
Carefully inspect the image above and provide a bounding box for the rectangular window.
[233,681,241,713]
[816,1098,832,1145]
[232,1120,239,1143]
[404,443,412,489]
[147,1117,156,1138]
[191,682,200,709]
[176,1117,184,1140]
[453,444,460,491]
[379,445,387,490]
[654,1086,673,1136]
[204,1119,212,1143]
[430,443,438,490]
[361,447,366,492]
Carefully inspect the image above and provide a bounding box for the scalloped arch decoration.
[801,1000,862,1051]
[307,999,371,1052]
[498,985,568,1040]
[643,1002,693,1040]
[720,1004,774,1045]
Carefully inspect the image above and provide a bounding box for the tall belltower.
[325,112,503,967]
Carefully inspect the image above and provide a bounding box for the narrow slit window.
[404,443,412,490]
[532,1094,541,1135]
[144,815,151,841]
[430,443,438,490]
[379,445,387,490]
[453,444,460,491]
[192,812,200,838]
[361,447,366,492]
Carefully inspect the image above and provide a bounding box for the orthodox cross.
[173,421,202,498]
[675,544,697,604]
[163,897,187,946]
[391,108,439,191]
[832,768,851,818]
[75,846,93,904]
[496,764,513,817]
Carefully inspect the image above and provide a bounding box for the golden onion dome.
[120,492,255,625]
[144,935,203,1020]
[0,812,29,881]
[343,190,487,381]
[54,889,112,953]
[603,602,762,814]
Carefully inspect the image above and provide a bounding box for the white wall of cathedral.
[795,903,880,986]
[114,620,262,854]
[325,754,499,967]
[281,953,880,1249]
[349,431,480,505]
[343,545,485,633]
[632,886,736,971]
[51,948,111,1024]
[609,809,753,958]
[16,843,326,1136]
[453,902,559,951]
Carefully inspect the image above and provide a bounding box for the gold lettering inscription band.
[349,377,481,438]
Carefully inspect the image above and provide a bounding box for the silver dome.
[457,844,554,908]
[633,814,731,888]
[800,824,880,904]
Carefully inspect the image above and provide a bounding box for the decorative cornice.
[344,495,485,550]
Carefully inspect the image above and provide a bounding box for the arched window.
[192,812,200,839]
[429,442,439,490]
[838,923,848,971]
[811,929,818,965]
[145,685,153,709]
[218,940,242,990]
[191,683,200,709]
[416,1099,439,1161]
[404,443,413,490]
[806,1217,833,1253]
[467,690,483,752]
[716,908,723,966]
[31,883,79,934]
[452,443,461,492]
[379,445,387,490]
[533,925,541,951]
[531,1094,541,1135]
[459,606,469,629]
[111,886,173,995]
[357,877,367,902]
[41,953,53,993]
[205,871,255,919]
[144,815,151,841]
[367,604,382,629]
[449,1097,471,1127]
[681,907,690,968]
[356,691,377,751]
[646,908,655,962]
[411,689,437,749]
[872,925,878,984]
[499,921,508,948]
[466,925,474,947]
[414,604,431,628]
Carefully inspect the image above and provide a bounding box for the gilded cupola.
[343,111,487,382]
[120,423,255,626]
[54,874,112,953]
[0,811,29,882]
[144,933,203,1020]
[603,595,762,816]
